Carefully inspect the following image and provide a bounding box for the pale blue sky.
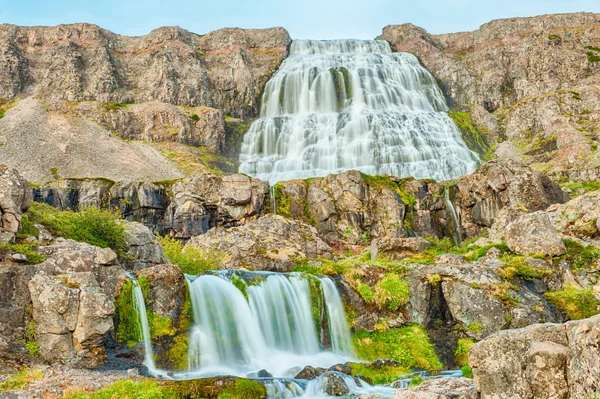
[0,0,598,39]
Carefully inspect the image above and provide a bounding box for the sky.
[0,0,599,40]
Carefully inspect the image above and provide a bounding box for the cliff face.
[0,24,291,118]
[378,13,600,180]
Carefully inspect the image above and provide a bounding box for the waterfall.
[126,273,157,373]
[239,39,480,185]
[444,187,462,245]
[271,185,277,214]
[183,272,355,378]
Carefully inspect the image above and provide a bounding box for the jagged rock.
[469,315,600,399]
[370,237,431,260]
[0,165,32,242]
[135,264,186,322]
[28,272,114,363]
[393,378,478,399]
[295,365,324,380]
[505,212,567,256]
[165,173,269,239]
[453,160,566,237]
[545,190,600,239]
[0,24,290,117]
[379,13,600,176]
[186,215,332,272]
[122,222,166,271]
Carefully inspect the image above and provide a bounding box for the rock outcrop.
[378,13,600,178]
[0,165,32,242]
[122,222,167,271]
[0,24,291,118]
[505,212,567,256]
[394,378,477,399]
[186,215,332,272]
[470,315,600,399]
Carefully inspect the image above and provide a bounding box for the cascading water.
[239,39,480,185]
[444,187,462,245]
[126,273,158,373]
[183,273,354,378]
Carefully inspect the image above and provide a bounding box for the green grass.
[373,273,410,311]
[115,280,141,345]
[559,239,600,270]
[0,369,44,392]
[544,285,600,320]
[559,181,600,198]
[215,379,265,399]
[101,102,129,111]
[63,379,176,399]
[497,255,554,281]
[27,202,128,258]
[160,236,222,275]
[0,242,47,264]
[454,338,476,367]
[352,325,442,370]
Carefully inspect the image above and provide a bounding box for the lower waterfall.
[127,273,158,374]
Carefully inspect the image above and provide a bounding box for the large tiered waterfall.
[239,39,480,184]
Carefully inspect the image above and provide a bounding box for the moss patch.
[0,368,44,392]
[115,280,141,345]
[348,362,410,385]
[544,285,600,320]
[559,181,600,198]
[352,325,442,370]
[559,239,600,270]
[454,338,476,367]
[448,111,492,160]
[160,236,222,275]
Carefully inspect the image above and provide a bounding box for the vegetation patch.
[544,285,600,320]
[497,255,554,281]
[348,362,411,385]
[559,181,600,198]
[115,280,141,346]
[448,111,492,160]
[352,325,442,370]
[160,236,222,275]
[27,202,128,258]
[63,379,174,399]
[559,239,600,270]
[101,102,129,111]
[454,338,476,367]
[0,368,44,392]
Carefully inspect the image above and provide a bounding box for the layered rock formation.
[0,165,31,242]
[379,13,600,179]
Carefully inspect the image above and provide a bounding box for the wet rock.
[0,164,32,242]
[505,212,566,256]
[295,365,324,380]
[393,377,478,399]
[319,371,352,396]
[186,215,332,272]
[257,369,273,378]
[136,264,186,322]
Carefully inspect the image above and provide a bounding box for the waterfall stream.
[126,273,158,374]
[444,187,463,245]
[239,39,480,184]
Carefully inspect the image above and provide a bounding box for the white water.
[181,273,354,378]
[127,273,158,373]
[239,39,480,184]
[444,188,463,245]
[321,279,353,355]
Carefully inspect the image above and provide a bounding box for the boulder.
[122,222,166,271]
[318,371,352,397]
[393,378,478,399]
[136,264,187,322]
[545,190,600,239]
[469,315,600,399]
[0,164,32,242]
[371,237,431,260]
[505,212,566,256]
[186,215,332,272]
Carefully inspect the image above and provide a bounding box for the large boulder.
[393,378,478,399]
[505,212,567,256]
[122,222,166,271]
[28,272,114,364]
[545,190,600,239]
[0,164,32,242]
[469,315,600,399]
[186,215,332,272]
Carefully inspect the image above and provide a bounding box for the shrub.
[160,236,221,275]
[27,202,128,258]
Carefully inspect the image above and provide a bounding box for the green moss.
[231,275,248,300]
[352,325,442,370]
[544,285,600,320]
[409,375,424,387]
[160,236,222,275]
[454,338,476,367]
[375,273,410,311]
[307,276,324,335]
[23,320,39,357]
[115,280,141,344]
[216,379,265,399]
[448,111,491,160]
[357,283,376,303]
[27,202,128,258]
[0,242,47,264]
[101,102,129,111]
[189,114,200,122]
[559,181,600,198]
[461,364,474,378]
[147,312,176,340]
[559,239,600,270]
[273,183,291,216]
[497,255,554,281]
[548,34,562,41]
[466,322,483,334]
[18,214,39,238]
[0,369,44,392]
[348,362,411,385]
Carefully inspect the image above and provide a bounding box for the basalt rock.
[469,315,600,399]
[122,222,167,271]
[0,165,32,242]
[185,214,332,272]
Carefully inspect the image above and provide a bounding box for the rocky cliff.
[378,13,600,181]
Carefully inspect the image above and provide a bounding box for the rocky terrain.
[379,12,600,181]
[1,11,600,399]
